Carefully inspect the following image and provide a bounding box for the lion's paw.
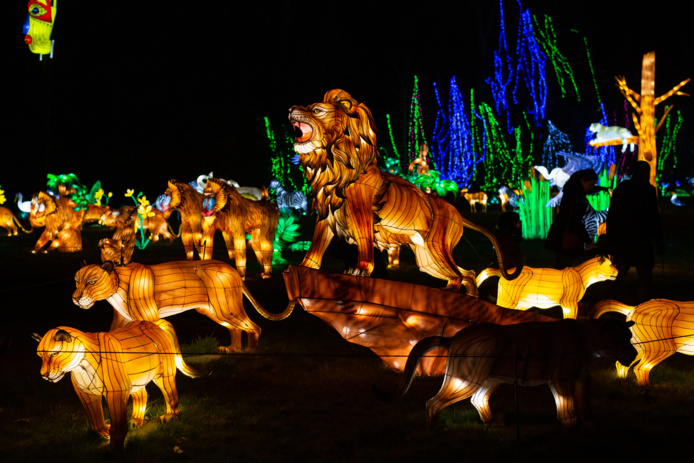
[129,418,144,430]
[217,345,241,354]
[344,267,370,277]
[160,413,179,424]
[96,425,111,438]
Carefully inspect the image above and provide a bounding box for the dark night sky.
[2,1,692,202]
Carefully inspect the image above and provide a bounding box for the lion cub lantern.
[35,320,208,452]
[288,89,521,291]
[72,260,293,353]
[380,318,636,428]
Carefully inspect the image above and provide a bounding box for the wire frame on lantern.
[283,265,555,376]
[476,256,617,319]
[35,320,208,451]
[592,298,694,386]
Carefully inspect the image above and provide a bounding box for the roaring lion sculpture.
[35,319,208,451]
[0,206,31,236]
[158,179,205,260]
[29,191,84,253]
[379,318,636,428]
[476,256,617,319]
[201,178,279,279]
[288,89,521,291]
[592,299,694,385]
[72,260,293,352]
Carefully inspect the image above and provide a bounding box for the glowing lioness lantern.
[288,90,521,291]
[592,299,694,386]
[72,260,294,352]
[24,0,56,56]
[283,265,555,376]
[476,256,618,319]
[379,318,636,428]
[35,320,208,452]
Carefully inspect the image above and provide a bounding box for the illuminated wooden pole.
[613,52,690,187]
[639,52,656,175]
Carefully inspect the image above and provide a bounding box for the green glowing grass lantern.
[518,171,553,239]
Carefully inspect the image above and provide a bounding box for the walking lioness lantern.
[35,320,208,451]
[592,298,694,386]
[288,89,521,291]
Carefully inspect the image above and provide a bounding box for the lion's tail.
[462,218,523,281]
[13,215,32,233]
[373,336,452,402]
[475,267,502,288]
[243,282,294,320]
[590,299,635,319]
[154,319,210,378]
[166,220,180,242]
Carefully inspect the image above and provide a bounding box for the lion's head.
[72,261,119,309]
[587,318,637,367]
[288,89,380,219]
[36,328,85,383]
[591,256,618,282]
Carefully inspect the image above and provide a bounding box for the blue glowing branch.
[513,2,547,127]
[431,77,484,188]
[542,120,573,167]
[486,0,515,134]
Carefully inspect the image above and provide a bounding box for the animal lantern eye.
[312,108,322,115]
[88,280,96,285]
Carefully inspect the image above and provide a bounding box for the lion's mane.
[292,89,379,220]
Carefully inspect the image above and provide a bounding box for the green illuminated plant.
[125,189,153,250]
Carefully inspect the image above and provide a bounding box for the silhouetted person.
[492,211,524,270]
[606,161,664,303]
[545,169,598,269]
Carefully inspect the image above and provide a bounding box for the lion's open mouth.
[291,121,313,143]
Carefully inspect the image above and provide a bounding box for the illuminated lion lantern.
[72,260,293,352]
[35,319,208,452]
[379,318,636,428]
[592,299,694,385]
[476,256,618,319]
[288,89,521,291]
[158,179,205,260]
[29,191,84,253]
[0,206,32,236]
[201,178,279,279]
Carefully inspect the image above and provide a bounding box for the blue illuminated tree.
[513,2,547,127]
[431,77,484,188]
